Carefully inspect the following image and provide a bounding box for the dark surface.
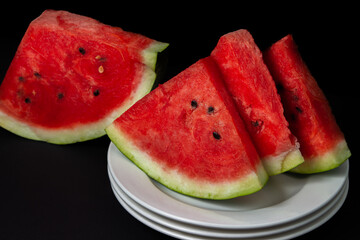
[0,2,358,239]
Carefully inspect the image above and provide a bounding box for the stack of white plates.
[107,143,349,240]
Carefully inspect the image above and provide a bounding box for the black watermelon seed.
[213,131,221,140]
[251,119,264,133]
[79,47,86,55]
[252,120,259,127]
[295,106,303,113]
[57,93,64,99]
[251,119,263,127]
[18,76,25,82]
[93,89,100,96]
[207,106,215,114]
[24,98,31,103]
[34,72,41,78]
[191,100,198,109]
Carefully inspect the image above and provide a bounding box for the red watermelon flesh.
[106,57,268,199]
[211,29,304,176]
[32,10,162,70]
[0,10,168,144]
[264,35,351,173]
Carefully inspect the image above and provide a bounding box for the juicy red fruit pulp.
[112,58,261,182]
[0,27,142,128]
[264,35,348,159]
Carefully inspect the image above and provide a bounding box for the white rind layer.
[106,123,269,200]
[262,146,304,176]
[142,42,169,71]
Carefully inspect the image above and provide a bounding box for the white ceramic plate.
[108,142,349,229]
[109,165,348,238]
[110,176,349,240]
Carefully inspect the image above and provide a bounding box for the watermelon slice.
[210,29,304,176]
[0,10,168,144]
[106,57,268,199]
[263,35,351,173]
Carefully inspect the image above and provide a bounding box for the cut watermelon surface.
[264,35,351,173]
[106,57,268,199]
[0,10,168,144]
[211,30,304,176]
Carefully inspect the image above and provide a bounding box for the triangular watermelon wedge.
[0,10,168,144]
[106,57,268,199]
[211,30,304,175]
[264,35,351,173]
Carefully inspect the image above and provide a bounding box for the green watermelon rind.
[290,140,351,174]
[262,148,304,176]
[0,42,168,144]
[106,124,269,200]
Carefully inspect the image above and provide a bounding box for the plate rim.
[109,165,348,238]
[110,173,349,240]
[108,142,349,229]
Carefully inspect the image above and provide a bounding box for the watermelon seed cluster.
[16,72,38,103]
[14,44,105,106]
[190,99,221,140]
[77,46,104,97]
[276,83,303,120]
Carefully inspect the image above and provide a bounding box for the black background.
[0,2,358,239]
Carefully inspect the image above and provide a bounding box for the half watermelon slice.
[0,10,168,144]
[264,34,351,173]
[211,29,304,175]
[106,57,268,199]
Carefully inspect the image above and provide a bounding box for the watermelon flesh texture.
[106,57,268,200]
[0,10,168,144]
[211,29,304,176]
[264,35,351,173]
